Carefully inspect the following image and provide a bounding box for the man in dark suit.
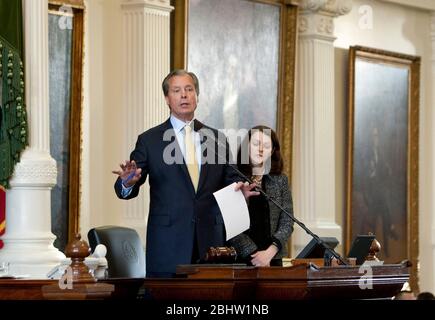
[113,70,258,278]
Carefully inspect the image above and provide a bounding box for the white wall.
[334,0,434,292]
[81,0,127,238]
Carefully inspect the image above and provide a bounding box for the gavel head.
[203,246,237,263]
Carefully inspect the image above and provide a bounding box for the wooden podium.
[143,261,410,300]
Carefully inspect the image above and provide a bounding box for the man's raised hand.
[112,160,142,187]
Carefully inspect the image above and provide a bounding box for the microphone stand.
[201,129,348,266]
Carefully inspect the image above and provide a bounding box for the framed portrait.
[346,46,420,290]
[48,0,84,250]
[170,0,298,181]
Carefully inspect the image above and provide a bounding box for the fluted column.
[0,0,65,278]
[292,0,352,255]
[120,0,173,238]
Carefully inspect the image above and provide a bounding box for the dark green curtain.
[0,0,27,188]
[0,0,23,56]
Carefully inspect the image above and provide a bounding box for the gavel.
[203,246,237,263]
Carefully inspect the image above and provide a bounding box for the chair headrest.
[87,226,145,278]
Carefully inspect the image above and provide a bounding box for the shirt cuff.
[121,182,134,198]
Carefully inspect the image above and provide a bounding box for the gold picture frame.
[346,46,420,291]
[170,0,298,183]
[48,0,85,248]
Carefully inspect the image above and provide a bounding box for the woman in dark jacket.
[227,125,294,267]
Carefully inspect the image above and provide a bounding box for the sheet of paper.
[213,182,250,240]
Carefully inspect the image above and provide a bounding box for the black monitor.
[296,237,339,259]
[347,234,375,265]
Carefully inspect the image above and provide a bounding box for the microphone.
[197,125,348,266]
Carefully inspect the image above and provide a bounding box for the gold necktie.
[184,125,199,191]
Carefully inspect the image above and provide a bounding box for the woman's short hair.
[237,125,283,176]
[162,69,200,96]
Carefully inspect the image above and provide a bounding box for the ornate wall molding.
[298,0,352,39]
[299,0,328,12]
[323,0,353,16]
[298,12,335,39]
[121,0,173,13]
[299,0,352,16]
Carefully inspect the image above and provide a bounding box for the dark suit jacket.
[227,174,294,260]
[114,118,238,276]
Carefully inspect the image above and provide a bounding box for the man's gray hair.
[162,69,200,96]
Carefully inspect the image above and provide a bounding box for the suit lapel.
[195,120,209,194]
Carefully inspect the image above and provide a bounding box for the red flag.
[0,186,5,249]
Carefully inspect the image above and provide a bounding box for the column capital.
[298,0,353,39]
[299,0,353,16]
[121,0,173,12]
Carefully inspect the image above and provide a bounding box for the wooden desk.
[144,265,258,300]
[0,279,52,300]
[0,263,409,300]
[143,263,409,300]
[0,278,144,300]
[255,263,409,299]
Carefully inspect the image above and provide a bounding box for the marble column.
[0,0,65,278]
[120,0,173,239]
[292,0,352,255]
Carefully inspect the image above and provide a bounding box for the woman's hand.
[250,244,279,267]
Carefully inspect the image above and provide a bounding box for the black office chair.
[87,226,146,278]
